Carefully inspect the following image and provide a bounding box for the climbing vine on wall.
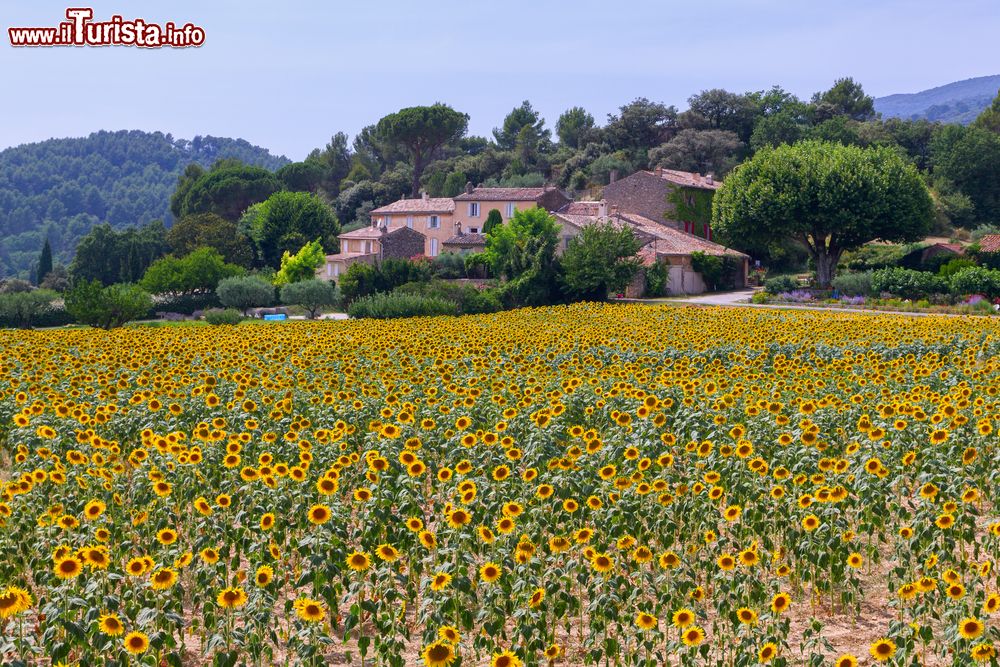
[667,187,714,237]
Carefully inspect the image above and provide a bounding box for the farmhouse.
[370,184,570,257]
[603,166,721,239]
[316,223,425,280]
[554,200,748,296]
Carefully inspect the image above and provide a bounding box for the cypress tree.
[37,239,53,285]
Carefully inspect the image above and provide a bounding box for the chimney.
[464,181,474,194]
[597,200,608,219]
[705,172,714,185]
[609,169,619,184]
[420,190,429,201]
[455,221,462,235]
[654,166,663,177]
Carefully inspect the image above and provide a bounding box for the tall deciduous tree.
[931,125,1000,225]
[560,222,641,300]
[650,129,743,176]
[375,105,469,196]
[713,141,933,286]
[166,213,254,266]
[243,192,339,267]
[973,90,1000,134]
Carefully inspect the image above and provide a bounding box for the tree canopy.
[375,104,469,196]
[560,222,641,300]
[713,140,933,286]
[243,192,339,267]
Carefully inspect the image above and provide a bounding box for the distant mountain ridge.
[875,75,1000,125]
[0,130,289,277]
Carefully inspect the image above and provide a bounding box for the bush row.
[347,292,459,319]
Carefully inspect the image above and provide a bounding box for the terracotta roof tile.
[443,232,487,246]
[979,234,1000,253]
[454,187,554,201]
[554,209,747,259]
[322,251,373,261]
[370,198,455,214]
[645,168,721,190]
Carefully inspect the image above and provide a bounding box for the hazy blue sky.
[1,0,997,160]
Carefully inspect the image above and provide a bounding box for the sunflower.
[736,607,758,625]
[984,594,1000,615]
[346,551,371,572]
[123,630,149,655]
[98,613,125,636]
[422,641,456,667]
[307,504,331,525]
[54,556,83,579]
[758,642,777,664]
[156,528,177,545]
[480,562,502,583]
[150,567,177,591]
[739,549,759,567]
[83,500,105,520]
[846,552,863,568]
[869,638,896,662]
[295,597,326,623]
[200,548,220,564]
[430,572,452,591]
[260,513,275,530]
[591,552,614,573]
[959,618,985,640]
[0,586,32,618]
[770,592,791,614]
[835,655,858,667]
[635,611,657,631]
[492,651,522,667]
[682,625,706,646]
[376,544,400,562]
[217,586,248,610]
[438,625,461,644]
[971,644,996,663]
[528,587,545,608]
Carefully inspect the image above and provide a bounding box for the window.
[429,215,440,229]
[430,238,439,256]
[469,227,479,234]
[406,215,413,229]
[383,215,391,227]
[469,202,480,217]
[364,240,372,254]
[506,202,516,217]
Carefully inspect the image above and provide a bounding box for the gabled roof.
[322,251,373,262]
[454,187,558,201]
[554,204,747,260]
[338,225,426,241]
[370,198,455,214]
[980,234,1000,253]
[644,168,721,190]
[443,233,487,246]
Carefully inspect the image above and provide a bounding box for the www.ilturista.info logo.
[8,8,205,48]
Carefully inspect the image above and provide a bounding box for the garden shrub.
[347,292,459,319]
[831,271,873,297]
[948,266,1000,298]
[394,281,501,315]
[764,275,799,294]
[938,258,978,278]
[203,308,244,325]
[870,267,948,299]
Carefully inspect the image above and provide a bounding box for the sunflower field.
[2,304,1000,667]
